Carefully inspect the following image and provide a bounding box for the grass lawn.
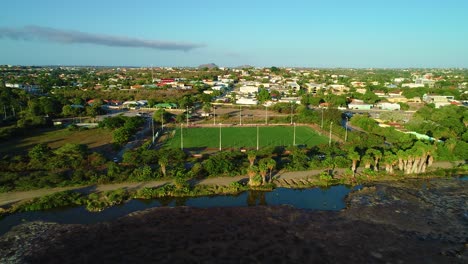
[165,126,329,149]
[0,127,113,155]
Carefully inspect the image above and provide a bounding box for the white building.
[378,102,401,111]
[236,97,258,105]
[286,82,300,90]
[402,83,425,88]
[240,85,258,94]
[212,85,226,91]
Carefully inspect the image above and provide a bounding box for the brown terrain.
[0,177,467,263]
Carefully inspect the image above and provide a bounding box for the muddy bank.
[1,178,466,263]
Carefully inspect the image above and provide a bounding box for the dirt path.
[0,161,462,207]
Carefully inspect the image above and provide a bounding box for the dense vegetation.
[0,66,466,197]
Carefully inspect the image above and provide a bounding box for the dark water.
[0,185,360,236]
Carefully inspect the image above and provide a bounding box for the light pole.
[239,105,242,126]
[151,117,155,144]
[219,123,222,151]
[186,106,189,127]
[290,103,293,125]
[345,117,348,142]
[293,122,296,146]
[180,123,184,150]
[329,121,333,147]
[321,107,324,129]
[256,125,259,150]
[213,106,216,126]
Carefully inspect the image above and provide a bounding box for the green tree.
[257,88,271,103]
[113,127,132,145]
[28,143,52,163]
[247,151,257,167]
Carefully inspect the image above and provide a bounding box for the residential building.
[236,97,258,105]
[240,85,258,94]
[377,102,401,111]
[348,99,373,110]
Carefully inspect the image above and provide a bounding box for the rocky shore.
[1,178,466,263]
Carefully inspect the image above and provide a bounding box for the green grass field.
[0,127,113,155]
[165,126,329,149]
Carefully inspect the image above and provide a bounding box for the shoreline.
[0,166,465,217]
[1,175,467,263]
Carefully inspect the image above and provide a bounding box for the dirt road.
[0,161,462,207]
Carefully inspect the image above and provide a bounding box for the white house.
[378,102,400,111]
[212,85,226,91]
[348,99,373,110]
[240,86,258,94]
[236,97,258,105]
[286,82,300,90]
[402,83,425,88]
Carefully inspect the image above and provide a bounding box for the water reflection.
[0,185,358,236]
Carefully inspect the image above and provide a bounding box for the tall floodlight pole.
[329,121,333,147]
[219,123,222,151]
[256,125,259,150]
[321,107,324,129]
[290,103,293,125]
[345,117,348,142]
[293,122,296,146]
[151,118,155,144]
[239,105,242,126]
[180,124,184,150]
[186,106,189,127]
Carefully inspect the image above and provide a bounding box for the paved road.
[115,116,153,160]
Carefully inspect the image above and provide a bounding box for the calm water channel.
[0,185,358,235]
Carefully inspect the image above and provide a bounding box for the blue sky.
[1,0,467,67]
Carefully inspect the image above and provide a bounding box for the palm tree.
[247,165,259,186]
[247,151,256,167]
[366,148,382,171]
[158,155,168,177]
[348,150,360,174]
[383,151,397,174]
[361,154,373,169]
[397,149,405,171]
[266,158,276,182]
[258,160,268,185]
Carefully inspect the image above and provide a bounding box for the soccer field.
[165,126,329,149]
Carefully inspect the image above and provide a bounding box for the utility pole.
[151,117,155,144]
[256,125,259,150]
[239,105,242,126]
[290,103,293,125]
[180,124,183,150]
[345,117,348,142]
[321,107,324,129]
[293,122,296,146]
[186,106,189,127]
[219,123,222,151]
[329,121,333,147]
